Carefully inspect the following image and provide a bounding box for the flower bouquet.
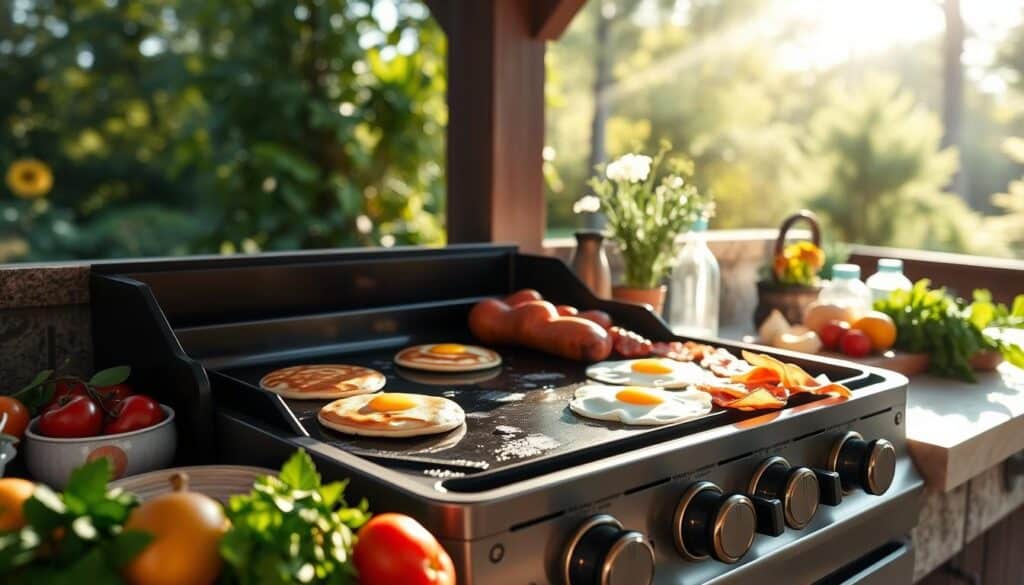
[582,142,714,313]
[754,210,826,327]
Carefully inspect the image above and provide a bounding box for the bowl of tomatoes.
[23,374,176,489]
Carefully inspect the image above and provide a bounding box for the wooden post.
[427,0,585,253]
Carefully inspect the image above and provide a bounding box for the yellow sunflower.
[5,159,53,199]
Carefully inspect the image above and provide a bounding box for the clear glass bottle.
[865,258,913,302]
[669,217,720,338]
[818,263,873,315]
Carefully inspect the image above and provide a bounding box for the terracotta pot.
[969,349,1004,371]
[754,281,821,328]
[613,285,667,315]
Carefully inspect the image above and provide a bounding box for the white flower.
[605,153,652,183]
[668,175,684,189]
[573,195,601,214]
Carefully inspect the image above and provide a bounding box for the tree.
[0,0,445,262]
[941,0,966,199]
[793,75,1005,255]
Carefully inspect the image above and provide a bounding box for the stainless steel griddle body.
[89,245,923,585]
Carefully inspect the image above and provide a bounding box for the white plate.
[110,465,273,503]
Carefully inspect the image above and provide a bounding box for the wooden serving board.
[821,350,930,377]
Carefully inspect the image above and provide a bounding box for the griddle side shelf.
[90,273,217,463]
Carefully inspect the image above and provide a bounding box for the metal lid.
[691,217,709,232]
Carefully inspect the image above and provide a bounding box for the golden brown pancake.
[259,364,386,399]
[317,393,465,437]
[394,343,501,372]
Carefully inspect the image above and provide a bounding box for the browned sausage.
[503,289,544,307]
[577,310,612,330]
[468,298,612,362]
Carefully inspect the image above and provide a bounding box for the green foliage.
[791,75,1004,255]
[220,450,370,585]
[0,459,151,585]
[588,144,713,288]
[873,280,1024,382]
[1,0,445,262]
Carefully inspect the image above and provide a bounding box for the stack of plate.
[110,465,273,503]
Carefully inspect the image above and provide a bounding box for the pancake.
[394,365,502,386]
[259,364,386,399]
[317,392,466,438]
[394,343,501,372]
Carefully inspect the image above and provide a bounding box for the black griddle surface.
[217,345,733,476]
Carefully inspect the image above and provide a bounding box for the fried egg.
[585,358,712,388]
[318,392,466,438]
[394,343,502,372]
[569,385,712,426]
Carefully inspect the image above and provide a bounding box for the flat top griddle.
[215,343,743,475]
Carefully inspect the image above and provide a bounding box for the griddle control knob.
[562,515,655,585]
[829,431,897,495]
[673,481,756,564]
[748,456,819,530]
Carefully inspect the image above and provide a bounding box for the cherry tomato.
[839,329,872,358]
[38,396,103,438]
[95,383,134,410]
[354,513,456,585]
[103,395,164,435]
[819,320,851,351]
[0,397,30,439]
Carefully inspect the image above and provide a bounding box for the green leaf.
[64,459,113,506]
[88,366,130,388]
[22,487,66,534]
[1002,343,1024,370]
[17,370,54,394]
[104,530,153,568]
[1012,295,1024,319]
[279,450,320,491]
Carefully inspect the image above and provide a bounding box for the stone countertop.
[905,358,1024,492]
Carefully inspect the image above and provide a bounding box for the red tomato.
[354,513,456,585]
[96,383,134,410]
[0,396,30,439]
[819,320,851,351]
[38,396,103,438]
[44,379,89,413]
[839,329,872,358]
[103,395,164,435]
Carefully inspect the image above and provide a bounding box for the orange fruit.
[123,474,228,585]
[802,302,856,334]
[852,311,897,352]
[0,478,35,531]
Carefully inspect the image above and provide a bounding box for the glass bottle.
[669,217,720,337]
[818,264,873,316]
[570,230,612,299]
[865,258,913,302]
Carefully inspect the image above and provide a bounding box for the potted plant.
[585,142,714,314]
[753,210,827,327]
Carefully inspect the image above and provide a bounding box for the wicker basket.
[754,211,823,328]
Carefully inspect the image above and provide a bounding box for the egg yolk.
[615,387,665,405]
[430,343,467,355]
[630,359,674,375]
[368,394,417,412]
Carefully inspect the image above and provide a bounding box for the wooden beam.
[445,1,547,252]
[422,0,451,34]
[533,0,587,40]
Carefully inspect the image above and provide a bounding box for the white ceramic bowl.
[24,405,176,488]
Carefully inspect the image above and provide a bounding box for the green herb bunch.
[874,280,1024,382]
[219,450,369,585]
[586,141,714,289]
[0,459,152,585]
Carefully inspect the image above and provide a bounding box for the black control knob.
[562,515,655,585]
[749,457,820,530]
[829,432,897,495]
[673,481,756,564]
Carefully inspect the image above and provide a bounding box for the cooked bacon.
[702,347,751,378]
[729,366,780,386]
[724,388,788,411]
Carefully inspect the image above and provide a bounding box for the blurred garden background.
[3,0,1024,262]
